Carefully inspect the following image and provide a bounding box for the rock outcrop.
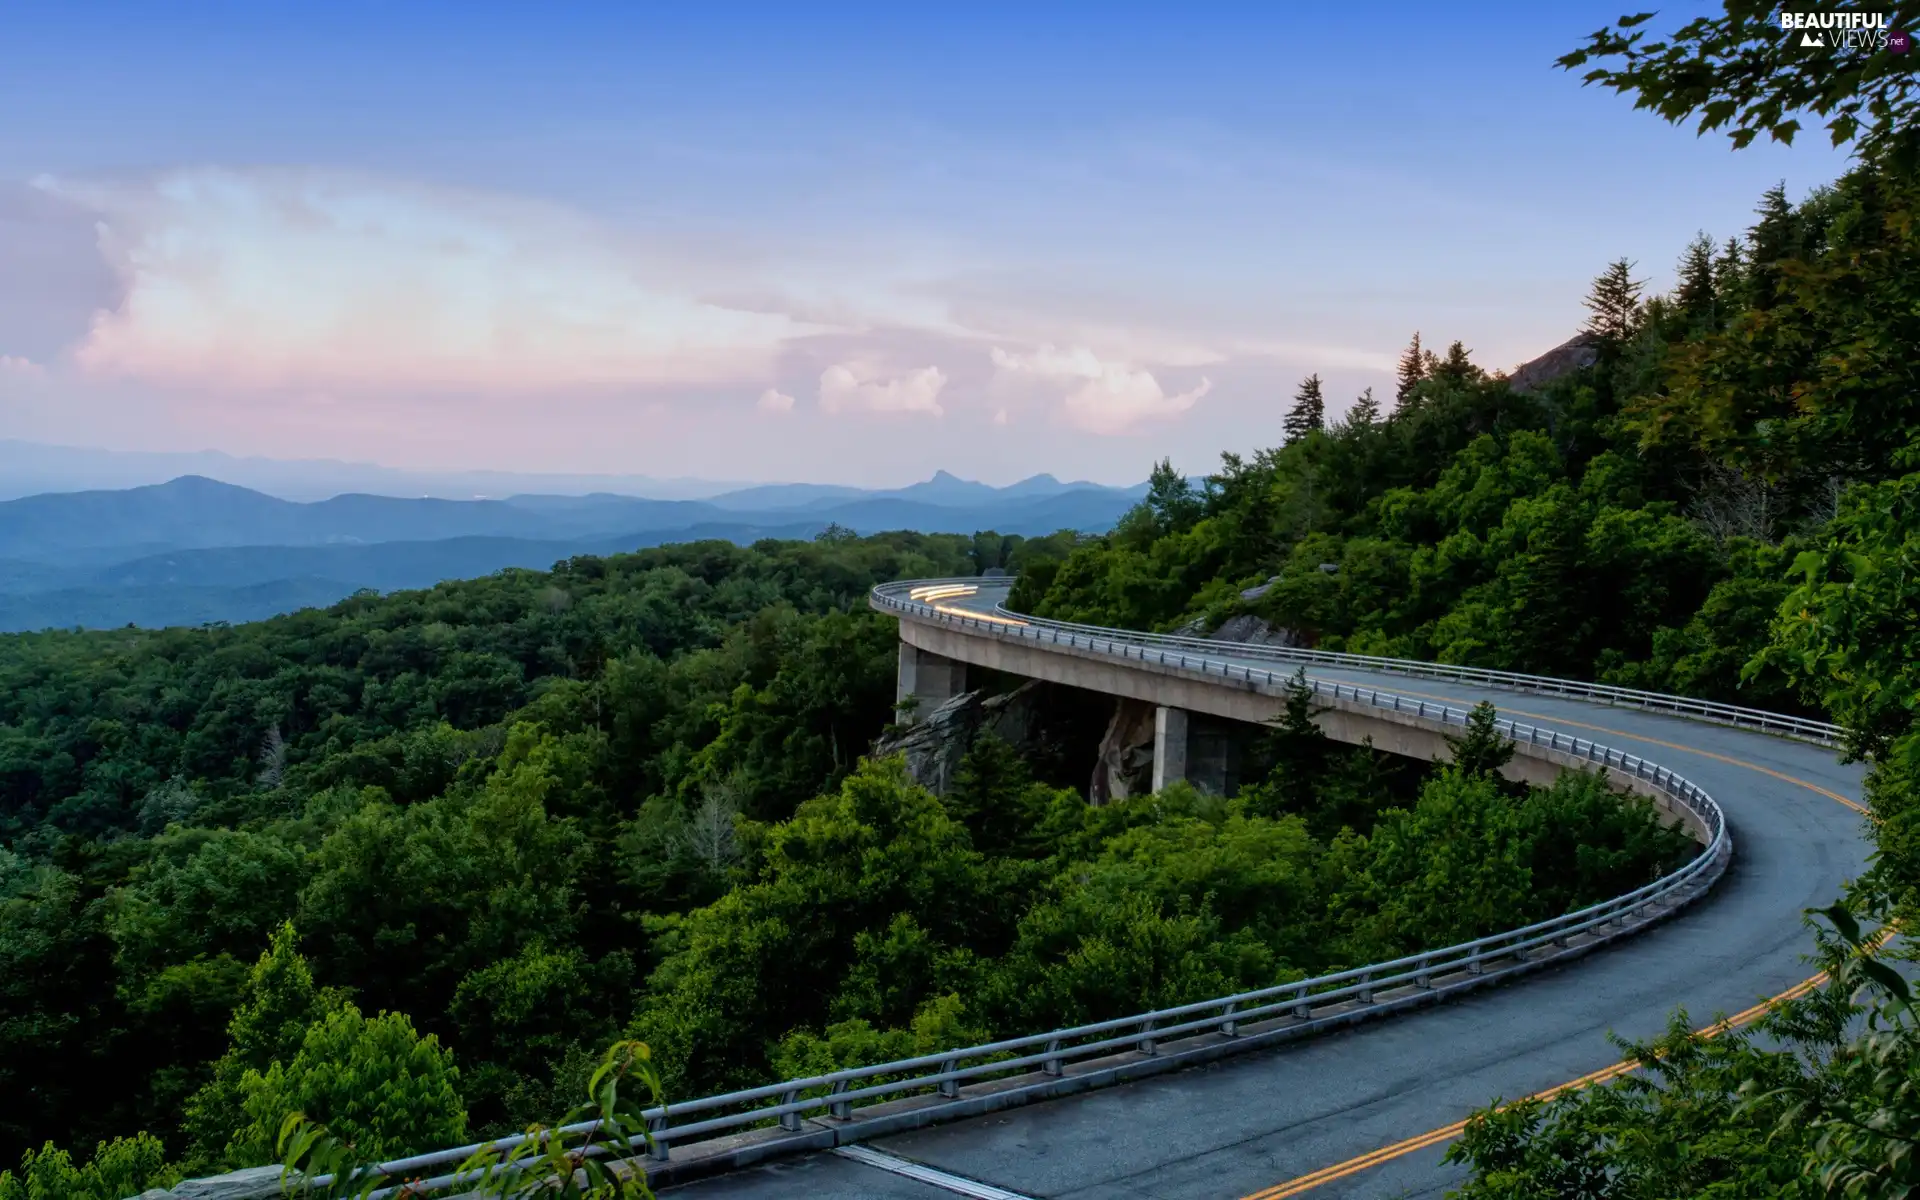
[1207,613,1298,648]
[1089,698,1158,805]
[1506,333,1601,395]
[874,680,1059,795]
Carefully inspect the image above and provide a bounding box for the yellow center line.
[939,610,1870,1196]
[1235,682,1869,1199]
[1243,966,1846,1200]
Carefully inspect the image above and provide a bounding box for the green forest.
[6,8,1920,1198]
[0,517,1696,1196]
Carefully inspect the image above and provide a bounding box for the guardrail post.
[1043,1038,1063,1076]
[1356,972,1373,1004]
[1294,991,1312,1020]
[1467,953,1485,976]
[1139,1019,1158,1055]
[648,1115,670,1161]
[1220,1001,1239,1037]
[937,1058,960,1098]
[779,1088,802,1132]
[829,1079,852,1121]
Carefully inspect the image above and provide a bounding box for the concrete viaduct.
[155,578,1869,1200]
[668,578,1863,1198]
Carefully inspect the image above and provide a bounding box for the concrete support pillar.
[896,642,968,723]
[1151,705,1189,792]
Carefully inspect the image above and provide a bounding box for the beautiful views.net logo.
[1778,10,1911,53]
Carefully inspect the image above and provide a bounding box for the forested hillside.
[0,512,1692,1195]
[6,17,1919,1194]
[1006,163,1905,719]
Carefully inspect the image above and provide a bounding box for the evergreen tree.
[1581,258,1644,343]
[1443,702,1516,778]
[1433,340,1479,382]
[1394,332,1425,406]
[1242,670,1333,820]
[1712,235,1746,311]
[1284,374,1326,442]
[1746,181,1798,309]
[1349,386,1380,427]
[1143,458,1203,534]
[1674,231,1718,329]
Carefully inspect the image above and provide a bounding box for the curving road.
[669,582,1868,1200]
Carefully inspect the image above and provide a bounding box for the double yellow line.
[1243,972,1832,1199]
[1239,696,1873,1199]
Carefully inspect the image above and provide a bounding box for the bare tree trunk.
[257,725,288,788]
[1689,460,1783,544]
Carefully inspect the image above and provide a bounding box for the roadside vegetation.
[6,6,1919,1192]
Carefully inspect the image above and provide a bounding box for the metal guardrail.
[875,576,1842,747]
[182,576,1738,1198]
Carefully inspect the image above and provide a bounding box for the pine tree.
[1241,670,1332,820]
[1713,235,1747,311]
[1349,386,1380,426]
[1674,231,1718,328]
[1746,180,1797,309]
[1582,258,1645,343]
[1432,340,1479,383]
[1144,458,1202,534]
[1444,701,1516,777]
[1394,332,1425,406]
[1284,373,1325,442]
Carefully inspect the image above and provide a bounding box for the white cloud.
[990,344,1210,434]
[757,388,796,414]
[818,362,946,416]
[0,355,42,375]
[992,407,1009,426]
[39,168,826,391]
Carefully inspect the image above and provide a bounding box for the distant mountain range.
[0,439,1138,505]
[0,439,744,502]
[0,471,1150,632]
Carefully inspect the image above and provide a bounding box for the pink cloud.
[44,169,819,392]
[818,362,946,416]
[990,344,1210,434]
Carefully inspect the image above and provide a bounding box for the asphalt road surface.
[667,582,1868,1200]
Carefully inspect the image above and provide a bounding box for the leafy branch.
[278,1041,666,1199]
[1557,3,1920,162]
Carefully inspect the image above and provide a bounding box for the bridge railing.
[168,577,1740,1197]
[872,577,1842,747]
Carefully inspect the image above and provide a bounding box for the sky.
[0,2,1852,488]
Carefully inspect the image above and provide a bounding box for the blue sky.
[0,3,1850,486]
